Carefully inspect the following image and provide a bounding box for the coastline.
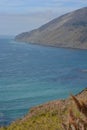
[15,39,87,51]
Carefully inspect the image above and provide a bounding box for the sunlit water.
[0,37,87,126]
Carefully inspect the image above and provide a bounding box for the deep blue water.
[0,37,87,126]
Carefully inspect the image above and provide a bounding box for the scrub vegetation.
[0,88,87,130]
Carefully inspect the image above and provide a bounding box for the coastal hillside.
[0,88,87,130]
[15,7,87,49]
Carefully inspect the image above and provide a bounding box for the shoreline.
[15,39,87,51]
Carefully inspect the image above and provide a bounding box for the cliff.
[15,7,87,49]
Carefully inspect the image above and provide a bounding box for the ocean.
[0,37,87,126]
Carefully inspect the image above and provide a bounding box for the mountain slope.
[15,7,87,49]
[0,88,87,130]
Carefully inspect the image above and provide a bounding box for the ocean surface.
[0,37,87,126]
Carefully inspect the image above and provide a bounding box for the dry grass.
[0,89,87,130]
[62,95,87,130]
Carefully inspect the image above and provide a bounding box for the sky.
[0,0,87,35]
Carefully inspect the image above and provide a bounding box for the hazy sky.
[0,0,87,35]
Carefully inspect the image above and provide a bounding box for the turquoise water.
[0,37,87,126]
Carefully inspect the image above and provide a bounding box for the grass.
[0,89,87,130]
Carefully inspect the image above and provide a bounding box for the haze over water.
[0,37,87,126]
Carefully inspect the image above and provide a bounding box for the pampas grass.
[62,95,87,130]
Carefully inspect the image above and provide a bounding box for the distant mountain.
[15,7,87,49]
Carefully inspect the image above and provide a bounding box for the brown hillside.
[15,7,87,49]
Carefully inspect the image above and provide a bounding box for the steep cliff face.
[15,7,87,49]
